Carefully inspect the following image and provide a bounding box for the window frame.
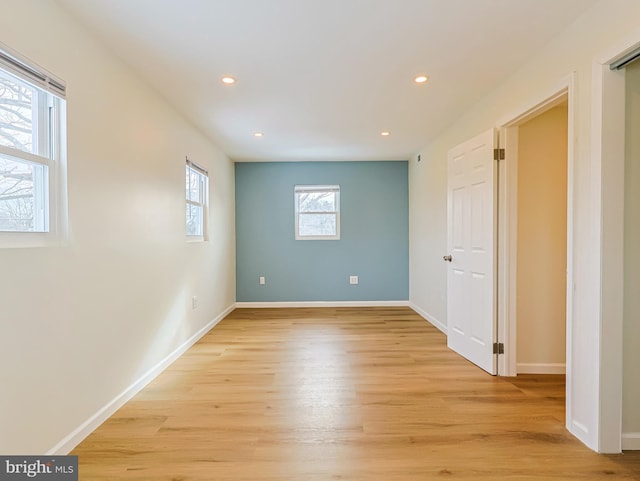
[0,44,67,248]
[185,159,208,241]
[294,184,340,241]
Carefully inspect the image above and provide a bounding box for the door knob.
[443,255,452,262]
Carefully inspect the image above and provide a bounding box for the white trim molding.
[589,33,640,453]
[46,303,236,455]
[572,420,590,444]
[235,301,410,308]
[622,433,640,451]
[497,74,575,381]
[409,302,447,334]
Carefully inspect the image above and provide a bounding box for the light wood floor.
[72,307,640,480]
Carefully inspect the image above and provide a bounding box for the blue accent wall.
[235,161,409,302]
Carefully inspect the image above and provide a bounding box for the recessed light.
[381,131,390,137]
[221,76,236,85]
[414,75,429,84]
[254,132,264,138]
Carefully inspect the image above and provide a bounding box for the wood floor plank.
[72,307,640,480]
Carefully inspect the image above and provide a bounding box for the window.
[185,159,208,239]
[294,185,340,240]
[0,43,66,240]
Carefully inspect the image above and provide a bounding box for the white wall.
[408,152,447,331]
[0,0,236,454]
[409,0,640,451]
[623,60,640,443]
[516,104,568,373]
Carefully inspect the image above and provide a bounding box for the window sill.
[295,235,341,241]
[186,235,206,243]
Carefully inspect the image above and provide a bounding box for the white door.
[446,128,497,375]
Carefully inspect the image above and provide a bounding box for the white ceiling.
[56,0,597,162]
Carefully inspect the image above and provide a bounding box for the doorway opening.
[496,89,571,430]
[497,86,573,384]
[512,100,568,376]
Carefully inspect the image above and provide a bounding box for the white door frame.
[496,75,575,379]
[591,32,640,453]
[495,74,575,423]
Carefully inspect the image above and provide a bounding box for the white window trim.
[0,41,66,98]
[294,184,340,241]
[185,159,208,242]
[0,45,67,248]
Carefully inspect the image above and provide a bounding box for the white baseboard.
[409,302,447,334]
[47,303,236,455]
[517,363,566,374]
[570,420,590,448]
[235,301,410,308]
[622,432,640,450]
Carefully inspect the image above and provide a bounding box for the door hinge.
[493,342,505,355]
[493,148,505,161]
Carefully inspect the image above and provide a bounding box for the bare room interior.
[1,0,640,479]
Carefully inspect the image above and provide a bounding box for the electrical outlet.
[349,275,358,285]
[192,296,198,309]
[259,276,266,285]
